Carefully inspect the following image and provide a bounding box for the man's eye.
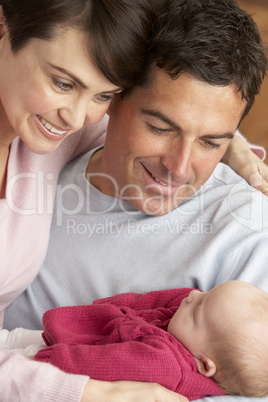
[204,140,221,149]
[147,123,171,134]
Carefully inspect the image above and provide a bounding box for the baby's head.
[167,281,268,396]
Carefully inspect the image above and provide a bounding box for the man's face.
[93,69,246,216]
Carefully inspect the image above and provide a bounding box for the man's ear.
[194,356,217,378]
[0,6,8,40]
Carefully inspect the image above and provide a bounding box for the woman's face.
[0,25,120,153]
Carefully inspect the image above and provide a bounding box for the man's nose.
[162,140,193,180]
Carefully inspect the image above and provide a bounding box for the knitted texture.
[35,289,225,400]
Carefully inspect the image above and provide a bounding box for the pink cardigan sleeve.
[0,350,89,402]
[0,118,109,401]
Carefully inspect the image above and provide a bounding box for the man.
[5,1,268,401]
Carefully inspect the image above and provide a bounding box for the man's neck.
[86,148,115,197]
[86,145,101,167]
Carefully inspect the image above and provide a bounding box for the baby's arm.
[0,327,45,356]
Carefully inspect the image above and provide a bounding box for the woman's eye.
[53,78,73,92]
[95,94,114,103]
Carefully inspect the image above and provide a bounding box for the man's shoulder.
[199,162,267,204]
[178,162,268,233]
[205,162,248,188]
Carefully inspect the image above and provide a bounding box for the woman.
[0,0,153,312]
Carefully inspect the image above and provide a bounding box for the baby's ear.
[194,356,216,378]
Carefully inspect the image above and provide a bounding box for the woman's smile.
[33,115,69,142]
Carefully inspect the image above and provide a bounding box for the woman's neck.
[0,101,19,198]
[0,99,18,146]
[0,114,17,198]
[0,143,10,199]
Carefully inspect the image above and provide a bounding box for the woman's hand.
[222,136,268,196]
[81,379,189,402]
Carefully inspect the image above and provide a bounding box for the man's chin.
[130,199,184,216]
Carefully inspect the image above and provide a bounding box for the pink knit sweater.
[0,118,107,402]
[35,288,225,401]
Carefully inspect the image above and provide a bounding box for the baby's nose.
[186,289,201,303]
[186,290,194,303]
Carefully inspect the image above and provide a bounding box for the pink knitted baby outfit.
[35,288,225,401]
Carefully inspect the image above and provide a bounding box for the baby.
[2,281,268,400]
[167,280,268,397]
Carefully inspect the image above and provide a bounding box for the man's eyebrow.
[141,109,180,130]
[141,109,234,139]
[204,133,234,140]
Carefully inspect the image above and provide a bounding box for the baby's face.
[167,281,255,359]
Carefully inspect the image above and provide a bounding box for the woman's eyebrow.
[49,63,88,89]
[49,64,122,94]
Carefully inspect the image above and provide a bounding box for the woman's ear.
[194,356,217,378]
[0,6,8,40]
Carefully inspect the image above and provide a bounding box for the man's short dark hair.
[135,0,267,120]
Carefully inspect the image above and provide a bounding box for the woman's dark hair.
[140,0,268,119]
[1,0,155,89]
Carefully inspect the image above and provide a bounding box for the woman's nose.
[59,99,109,130]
